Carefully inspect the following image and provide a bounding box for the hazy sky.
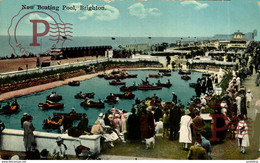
[1,0,260,39]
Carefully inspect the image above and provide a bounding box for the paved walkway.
[0,70,111,101]
[99,155,163,160]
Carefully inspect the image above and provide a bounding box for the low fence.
[0,129,101,156]
[0,57,158,78]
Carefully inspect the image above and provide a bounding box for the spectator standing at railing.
[0,120,5,149]
[23,115,35,152]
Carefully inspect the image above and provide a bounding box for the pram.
[72,139,98,159]
[102,126,126,148]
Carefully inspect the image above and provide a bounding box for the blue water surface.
[0,70,202,133]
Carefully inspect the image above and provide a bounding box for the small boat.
[138,84,162,90]
[80,101,105,108]
[189,83,197,88]
[181,75,191,80]
[74,92,95,99]
[42,117,62,129]
[68,80,80,86]
[178,70,191,75]
[123,74,138,78]
[159,69,171,73]
[98,74,105,78]
[156,82,172,88]
[109,81,126,85]
[1,104,20,114]
[202,73,211,77]
[46,95,62,102]
[120,85,137,92]
[39,101,64,110]
[162,73,171,76]
[104,75,124,80]
[114,92,135,99]
[111,70,121,74]
[105,95,119,103]
[149,74,162,78]
[53,112,83,120]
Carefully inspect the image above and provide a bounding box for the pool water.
[0,70,202,132]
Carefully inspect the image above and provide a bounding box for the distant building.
[212,29,257,41]
[61,46,112,59]
[232,30,245,41]
[227,31,247,50]
[120,44,150,52]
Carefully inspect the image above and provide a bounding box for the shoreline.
[0,67,219,101]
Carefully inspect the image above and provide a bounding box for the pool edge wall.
[0,129,101,155]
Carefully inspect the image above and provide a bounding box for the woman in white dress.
[236,115,250,154]
[179,110,192,150]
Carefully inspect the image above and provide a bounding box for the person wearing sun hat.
[21,113,28,128]
[172,92,178,104]
[236,115,250,154]
[96,113,105,127]
[113,114,122,133]
[52,136,67,160]
[23,114,35,152]
[179,109,192,150]
[246,90,253,108]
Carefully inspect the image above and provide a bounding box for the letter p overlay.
[210,114,229,141]
[30,20,50,46]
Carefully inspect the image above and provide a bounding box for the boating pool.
[0,70,203,133]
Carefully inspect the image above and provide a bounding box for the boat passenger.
[70,108,76,114]
[12,99,18,106]
[125,92,131,96]
[158,80,161,84]
[85,97,89,103]
[78,92,82,95]
[50,92,56,98]
[99,99,103,103]
[46,100,53,104]
[167,79,171,84]
[47,116,64,125]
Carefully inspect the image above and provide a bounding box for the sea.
[0,35,211,58]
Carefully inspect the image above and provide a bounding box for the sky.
[0,0,260,40]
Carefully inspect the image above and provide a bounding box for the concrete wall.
[0,129,100,156]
